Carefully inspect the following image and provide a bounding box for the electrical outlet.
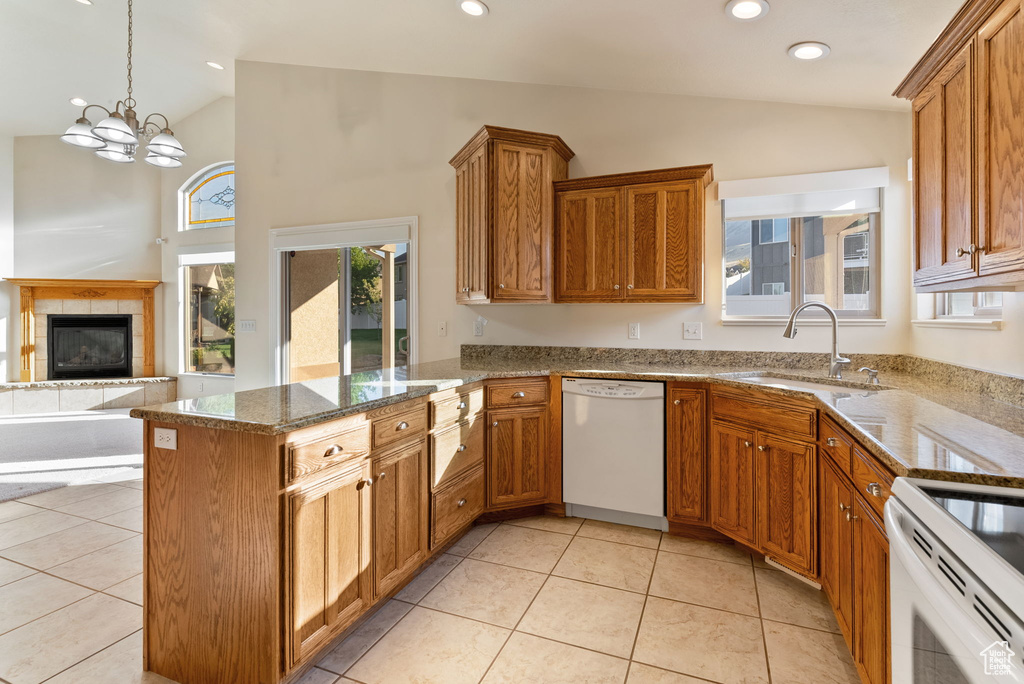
[198,382,204,393]
[684,322,703,340]
[437,321,448,337]
[154,427,177,450]
[237,320,256,333]
[473,320,485,336]
[628,322,640,340]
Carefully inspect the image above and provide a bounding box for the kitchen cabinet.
[371,442,428,598]
[286,457,373,666]
[428,385,486,549]
[853,496,890,684]
[666,385,707,524]
[554,165,713,303]
[487,407,548,509]
[819,454,855,646]
[450,125,575,304]
[755,433,816,576]
[898,0,1024,291]
[709,421,757,546]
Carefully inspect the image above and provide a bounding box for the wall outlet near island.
[154,427,177,450]
[628,322,640,340]
[684,322,703,340]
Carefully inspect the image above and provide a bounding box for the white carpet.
[0,409,144,502]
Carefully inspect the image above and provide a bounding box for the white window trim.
[911,318,1003,331]
[178,250,236,376]
[722,317,888,327]
[268,217,419,386]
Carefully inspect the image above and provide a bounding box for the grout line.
[0,589,102,638]
[760,616,844,637]
[752,563,774,684]
[0,529,140,575]
[37,628,142,683]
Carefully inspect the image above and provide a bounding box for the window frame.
[179,161,236,232]
[935,292,1003,320]
[179,250,236,377]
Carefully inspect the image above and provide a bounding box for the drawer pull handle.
[744,441,752,448]
[324,445,343,458]
[457,498,467,507]
[512,391,526,398]
[458,401,467,409]
[866,482,883,498]
[457,444,467,452]
[846,510,859,522]
[757,445,766,451]
[396,422,409,431]
[826,437,838,447]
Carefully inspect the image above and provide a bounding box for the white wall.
[157,97,236,399]
[234,61,913,390]
[911,293,1024,377]
[0,137,14,381]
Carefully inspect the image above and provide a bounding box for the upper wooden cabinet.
[554,165,713,302]
[898,0,1024,291]
[450,126,575,304]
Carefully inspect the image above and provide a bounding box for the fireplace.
[48,314,133,380]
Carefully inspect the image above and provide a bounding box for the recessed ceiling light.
[459,0,488,16]
[75,0,93,5]
[726,0,769,21]
[69,97,88,107]
[206,61,225,70]
[788,42,831,60]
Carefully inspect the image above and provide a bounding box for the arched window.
[181,162,235,230]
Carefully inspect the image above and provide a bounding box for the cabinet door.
[455,143,489,303]
[667,387,707,523]
[755,434,816,577]
[977,0,1024,277]
[853,497,890,684]
[819,455,854,647]
[912,41,978,286]
[624,180,702,301]
[286,459,372,666]
[372,442,428,598]
[493,142,550,301]
[487,408,548,508]
[555,188,624,301]
[709,421,756,546]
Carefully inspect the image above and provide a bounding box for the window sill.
[177,372,237,379]
[911,319,1003,331]
[721,317,887,327]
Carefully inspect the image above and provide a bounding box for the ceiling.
[1,0,964,137]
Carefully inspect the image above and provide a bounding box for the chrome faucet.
[782,302,851,379]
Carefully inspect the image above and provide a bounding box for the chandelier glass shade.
[60,0,186,167]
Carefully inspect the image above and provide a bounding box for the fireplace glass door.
[48,314,133,380]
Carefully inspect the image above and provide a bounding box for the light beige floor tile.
[0,559,34,588]
[395,554,462,603]
[421,558,546,628]
[48,535,143,590]
[0,592,141,684]
[482,632,629,684]
[756,567,839,633]
[316,600,413,674]
[0,510,86,551]
[626,662,708,683]
[119,479,145,490]
[55,487,143,520]
[763,621,860,684]
[633,597,768,684]
[468,524,572,573]
[346,606,508,684]
[553,536,656,593]
[648,551,759,616]
[16,483,121,510]
[518,576,645,658]
[0,502,39,525]
[0,573,92,635]
[104,574,143,606]
[43,630,176,684]
[98,506,143,533]
[0,520,135,569]
[504,515,583,535]
[294,667,340,684]
[446,523,498,557]
[577,519,662,549]
[658,534,753,566]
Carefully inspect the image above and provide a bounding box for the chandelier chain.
[125,0,135,109]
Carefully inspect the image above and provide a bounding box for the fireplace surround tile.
[61,300,91,315]
[59,387,105,412]
[90,300,118,315]
[118,300,143,315]
[131,337,144,360]
[34,300,62,315]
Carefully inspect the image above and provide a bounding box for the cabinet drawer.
[431,418,484,489]
[287,423,371,482]
[851,447,893,520]
[819,416,854,476]
[431,388,484,430]
[371,404,428,452]
[712,387,816,440]
[486,379,549,408]
[431,465,485,548]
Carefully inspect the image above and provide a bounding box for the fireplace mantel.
[4,278,160,382]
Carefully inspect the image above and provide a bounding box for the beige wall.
[235,61,914,390]
[0,136,14,381]
[911,293,1024,377]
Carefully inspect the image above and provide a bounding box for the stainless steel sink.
[736,375,889,393]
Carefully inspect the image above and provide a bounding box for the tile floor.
[0,477,861,684]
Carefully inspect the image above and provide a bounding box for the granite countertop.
[130,357,1024,488]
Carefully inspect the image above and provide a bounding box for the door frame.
[268,216,419,386]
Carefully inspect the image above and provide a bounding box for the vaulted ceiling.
[1,0,963,137]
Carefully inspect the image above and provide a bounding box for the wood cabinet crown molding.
[553,164,714,192]
[449,125,575,167]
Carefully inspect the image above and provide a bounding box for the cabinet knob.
[845,510,859,522]
[866,482,883,498]
[839,503,849,512]
[673,399,681,405]
[613,284,620,290]
[396,421,409,431]
[757,445,766,452]
[744,441,752,448]
[512,391,526,398]
[955,244,978,257]
[363,477,374,487]
[826,437,838,447]
[498,283,506,289]
[462,287,470,292]
[457,498,467,507]
[324,444,343,458]
[457,444,467,452]
[492,421,498,427]
[377,472,387,480]
[457,401,467,409]
[627,284,634,290]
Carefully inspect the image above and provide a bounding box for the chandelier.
[60,0,186,167]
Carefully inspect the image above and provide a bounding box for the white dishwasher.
[562,378,666,530]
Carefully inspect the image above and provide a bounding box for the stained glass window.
[184,163,235,230]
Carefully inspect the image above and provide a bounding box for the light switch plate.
[684,322,703,340]
[237,320,256,333]
[154,427,177,450]
[628,323,640,340]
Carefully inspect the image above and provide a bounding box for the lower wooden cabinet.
[431,464,486,548]
[486,407,548,508]
[667,386,707,523]
[709,421,757,546]
[371,442,428,598]
[819,455,855,645]
[286,457,373,666]
[853,495,890,684]
[755,434,816,576]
